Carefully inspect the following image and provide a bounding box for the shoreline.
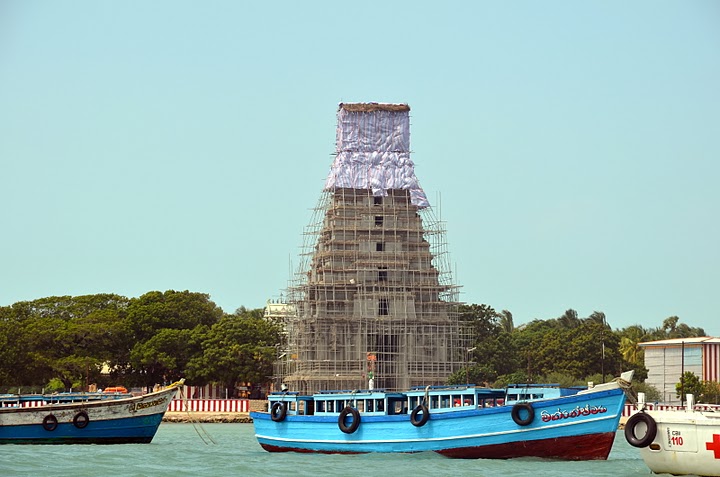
[163,412,629,428]
[163,412,253,423]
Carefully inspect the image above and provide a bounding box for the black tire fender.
[511,402,535,426]
[338,406,361,434]
[624,412,657,448]
[73,410,90,429]
[42,414,58,432]
[410,404,430,427]
[270,402,287,422]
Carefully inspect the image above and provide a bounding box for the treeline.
[452,305,707,401]
[0,291,280,395]
[0,293,708,400]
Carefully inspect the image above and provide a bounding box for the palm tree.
[618,325,647,365]
[558,309,580,329]
[499,310,514,334]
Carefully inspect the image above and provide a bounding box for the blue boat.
[0,380,183,444]
[250,371,633,459]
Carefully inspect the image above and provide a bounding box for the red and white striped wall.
[703,342,720,382]
[623,402,720,417]
[167,399,249,413]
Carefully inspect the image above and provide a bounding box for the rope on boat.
[178,385,217,445]
[613,376,639,408]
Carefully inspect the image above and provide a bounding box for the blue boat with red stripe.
[251,371,633,459]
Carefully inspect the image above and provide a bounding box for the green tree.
[129,328,202,387]
[701,381,720,405]
[618,325,647,365]
[447,363,497,386]
[459,304,519,379]
[558,309,580,329]
[125,290,223,388]
[512,311,621,381]
[499,310,514,333]
[633,381,662,402]
[186,310,281,395]
[0,294,131,390]
[126,290,223,343]
[676,371,703,401]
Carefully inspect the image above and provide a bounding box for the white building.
[640,337,720,404]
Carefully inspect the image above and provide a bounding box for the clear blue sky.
[1,1,718,335]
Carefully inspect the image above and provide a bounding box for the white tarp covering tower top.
[324,102,430,208]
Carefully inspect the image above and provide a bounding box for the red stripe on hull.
[260,444,362,455]
[260,432,616,460]
[436,432,616,460]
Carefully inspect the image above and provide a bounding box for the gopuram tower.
[278,103,468,394]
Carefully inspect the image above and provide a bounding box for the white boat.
[625,393,720,476]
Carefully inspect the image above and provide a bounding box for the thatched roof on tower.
[338,102,410,112]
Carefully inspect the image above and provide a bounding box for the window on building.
[376,242,384,252]
[379,298,389,316]
[373,196,382,206]
[375,216,383,226]
[378,267,387,282]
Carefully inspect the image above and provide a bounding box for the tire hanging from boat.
[624,412,657,448]
[410,404,430,427]
[270,402,287,422]
[511,402,535,426]
[42,414,58,431]
[338,406,361,434]
[73,410,90,429]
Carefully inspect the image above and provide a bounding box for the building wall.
[644,343,704,404]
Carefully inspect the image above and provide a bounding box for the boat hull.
[0,383,181,444]
[634,410,720,476]
[251,387,625,459]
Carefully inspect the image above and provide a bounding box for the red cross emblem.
[706,434,720,459]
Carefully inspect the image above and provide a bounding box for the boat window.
[430,395,440,409]
[357,400,364,412]
[389,399,404,415]
[316,401,325,412]
[408,396,418,410]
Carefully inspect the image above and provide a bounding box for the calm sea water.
[0,424,660,477]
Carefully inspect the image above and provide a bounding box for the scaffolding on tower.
[273,103,469,394]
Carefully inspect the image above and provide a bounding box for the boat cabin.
[504,384,584,405]
[267,390,407,417]
[265,383,587,419]
[405,385,505,413]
